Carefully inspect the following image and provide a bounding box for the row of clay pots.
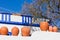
[0,22,58,36]
[0,26,30,36]
[40,21,58,32]
[49,26,58,32]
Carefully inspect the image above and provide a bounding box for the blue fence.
[0,13,39,27]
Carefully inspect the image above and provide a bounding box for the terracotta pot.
[49,26,53,32]
[40,22,49,31]
[53,26,58,32]
[11,27,19,36]
[0,29,1,34]
[21,27,30,36]
[1,26,8,35]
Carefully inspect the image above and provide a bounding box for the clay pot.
[40,22,49,31]
[1,26,8,35]
[0,29,1,34]
[21,27,30,36]
[49,26,53,32]
[53,26,58,32]
[11,27,19,36]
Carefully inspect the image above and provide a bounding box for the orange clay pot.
[49,26,53,32]
[1,26,8,35]
[21,27,30,36]
[40,22,49,31]
[11,27,19,36]
[0,29,1,34]
[53,26,58,32]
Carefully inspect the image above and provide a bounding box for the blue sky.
[0,0,32,13]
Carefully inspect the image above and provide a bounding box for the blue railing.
[0,13,39,27]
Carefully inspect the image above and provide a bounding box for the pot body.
[49,26,53,32]
[53,26,58,32]
[40,22,49,31]
[11,27,19,36]
[1,27,8,35]
[21,27,30,36]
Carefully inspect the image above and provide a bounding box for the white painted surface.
[0,31,60,40]
[0,14,2,20]
[11,15,22,22]
[32,31,60,40]
[4,14,6,21]
[0,35,20,40]
[6,15,10,21]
